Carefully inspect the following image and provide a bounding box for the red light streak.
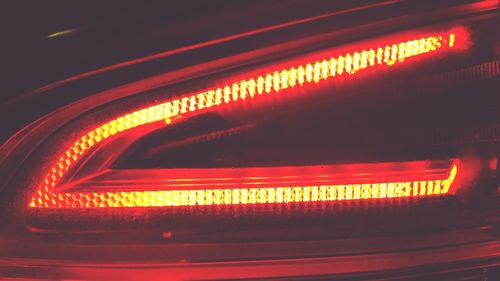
[29,29,465,208]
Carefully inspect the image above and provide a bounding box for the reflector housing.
[1,2,499,280]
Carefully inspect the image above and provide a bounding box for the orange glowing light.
[29,29,463,208]
[30,161,459,208]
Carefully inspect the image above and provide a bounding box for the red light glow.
[29,29,465,208]
[31,160,459,208]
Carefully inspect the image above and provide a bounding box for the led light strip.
[30,30,460,208]
[45,163,458,208]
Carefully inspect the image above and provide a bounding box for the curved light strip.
[30,30,461,208]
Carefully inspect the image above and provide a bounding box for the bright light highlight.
[30,30,462,208]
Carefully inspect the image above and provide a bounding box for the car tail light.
[1,1,499,279]
[28,28,466,209]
